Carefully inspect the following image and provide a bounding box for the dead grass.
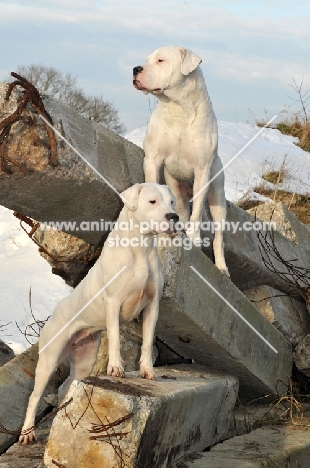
[237,378,310,434]
[262,170,285,185]
[256,115,310,153]
[276,119,310,153]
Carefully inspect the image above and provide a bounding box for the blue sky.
[0,0,310,132]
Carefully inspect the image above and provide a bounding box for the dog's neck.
[155,67,215,123]
[107,206,157,253]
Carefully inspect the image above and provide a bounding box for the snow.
[1,121,310,354]
[0,207,72,354]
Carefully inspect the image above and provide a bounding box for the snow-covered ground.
[1,121,310,354]
[0,208,72,354]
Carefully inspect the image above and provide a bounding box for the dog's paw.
[107,364,125,378]
[140,365,155,380]
[221,267,230,278]
[216,262,230,278]
[19,430,36,445]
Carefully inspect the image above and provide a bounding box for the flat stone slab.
[44,366,238,468]
[177,425,310,467]
[157,234,293,399]
[0,344,66,453]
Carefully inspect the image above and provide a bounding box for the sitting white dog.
[19,183,178,444]
[133,46,229,276]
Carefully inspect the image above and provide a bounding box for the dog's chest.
[119,266,158,322]
[162,133,196,181]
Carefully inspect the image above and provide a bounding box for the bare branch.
[288,76,309,124]
[7,64,126,133]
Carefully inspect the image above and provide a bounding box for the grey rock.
[0,340,14,367]
[0,417,52,467]
[244,285,310,345]
[176,425,310,467]
[0,344,68,453]
[294,334,310,377]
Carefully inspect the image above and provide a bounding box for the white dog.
[19,183,178,444]
[133,46,229,276]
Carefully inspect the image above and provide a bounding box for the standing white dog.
[19,183,178,444]
[133,46,229,276]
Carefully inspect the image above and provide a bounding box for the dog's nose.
[165,213,179,223]
[133,66,143,76]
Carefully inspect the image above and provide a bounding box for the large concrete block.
[157,234,293,399]
[0,83,144,246]
[0,344,65,453]
[177,426,310,467]
[244,285,310,346]
[44,366,238,468]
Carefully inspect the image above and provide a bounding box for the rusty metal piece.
[89,431,130,441]
[88,413,133,435]
[0,72,59,172]
[51,460,65,467]
[0,398,73,436]
[256,211,310,318]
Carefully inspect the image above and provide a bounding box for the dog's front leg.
[143,148,162,183]
[105,298,125,377]
[186,167,211,246]
[140,300,159,380]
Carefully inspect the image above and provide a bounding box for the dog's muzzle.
[133,66,143,76]
[165,212,179,232]
[133,66,143,89]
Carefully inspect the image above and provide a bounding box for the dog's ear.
[179,47,202,76]
[120,184,143,211]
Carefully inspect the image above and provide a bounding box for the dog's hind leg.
[19,349,62,445]
[207,161,230,277]
[58,330,102,404]
[163,168,191,224]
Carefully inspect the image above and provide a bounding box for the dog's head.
[120,183,179,234]
[133,46,202,96]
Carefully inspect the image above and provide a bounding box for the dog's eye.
[171,200,175,206]
[149,200,156,204]
[158,59,164,63]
